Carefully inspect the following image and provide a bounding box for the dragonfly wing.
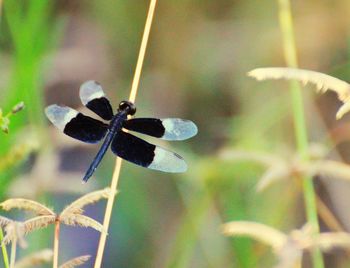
[45,104,108,143]
[79,80,114,120]
[123,118,198,140]
[111,131,187,172]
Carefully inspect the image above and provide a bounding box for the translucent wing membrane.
[123,118,198,140]
[45,105,108,143]
[111,131,187,172]
[45,105,78,131]
[79,80,114,120]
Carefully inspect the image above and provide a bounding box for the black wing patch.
[123,118,165,138]
[86,97,114,121]
[65,113,108,143]
[79,80,114,120]
[111,131,187,172]
[111,131,155,167]
[123,118,198,140]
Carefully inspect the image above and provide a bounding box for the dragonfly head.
[118,100,136,116]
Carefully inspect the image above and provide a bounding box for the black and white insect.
[45,81,198,183]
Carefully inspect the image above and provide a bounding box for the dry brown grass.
[223,221,350,268]
[0,188,112,267]
[15,249,53,268]
[59,255,91,268]
[249,67,350,119]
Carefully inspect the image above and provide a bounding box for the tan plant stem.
[9,237,16,268]
[316,197,350,258]
[53,220,60,268]
[316,196,343,232]
[94,1,158,267]
[277,0,324,267]
[129,0,157,104]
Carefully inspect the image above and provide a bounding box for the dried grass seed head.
[2,221,27,248]
[60,188,115,217]
[15,248,53,268]
[222,221,287,251]
[59,214,106,234]
[23,215,56,235]
[1,215,56,247]
[223,221,350,268]
[248,67,350,119]
[59,255,91,268]
[0,198,55,216]
[0,215,13,227]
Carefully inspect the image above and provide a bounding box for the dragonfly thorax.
[118,100,136,116]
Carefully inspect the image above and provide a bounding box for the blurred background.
[1,0,350,267]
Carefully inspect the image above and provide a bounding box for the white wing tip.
[45,105,78,131]
[178,160,188,172]
[162,119,198,140]
[149,147,188,173]
[189,121,198,137]
[79,80,104,105]
[45,104,63,122]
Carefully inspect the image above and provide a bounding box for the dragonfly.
[45,81,198,183]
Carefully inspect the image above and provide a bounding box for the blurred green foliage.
[0,0,61,197]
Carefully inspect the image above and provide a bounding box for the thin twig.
[9,237,16,268]
[316,197,343,232]
[129,0,157,103]
[94,1,158,267]
[53,221,60,268]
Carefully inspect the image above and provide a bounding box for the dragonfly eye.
[118,101,136,115]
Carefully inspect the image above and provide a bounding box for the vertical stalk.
[0,228,9,268]
[277,0,324,267]
[94,1,158,267]
[53,221,60,268]
[0,2,14,244]
[9,238,16,268]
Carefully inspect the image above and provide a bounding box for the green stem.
[277,0,324,267]
[0,228,9,268]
